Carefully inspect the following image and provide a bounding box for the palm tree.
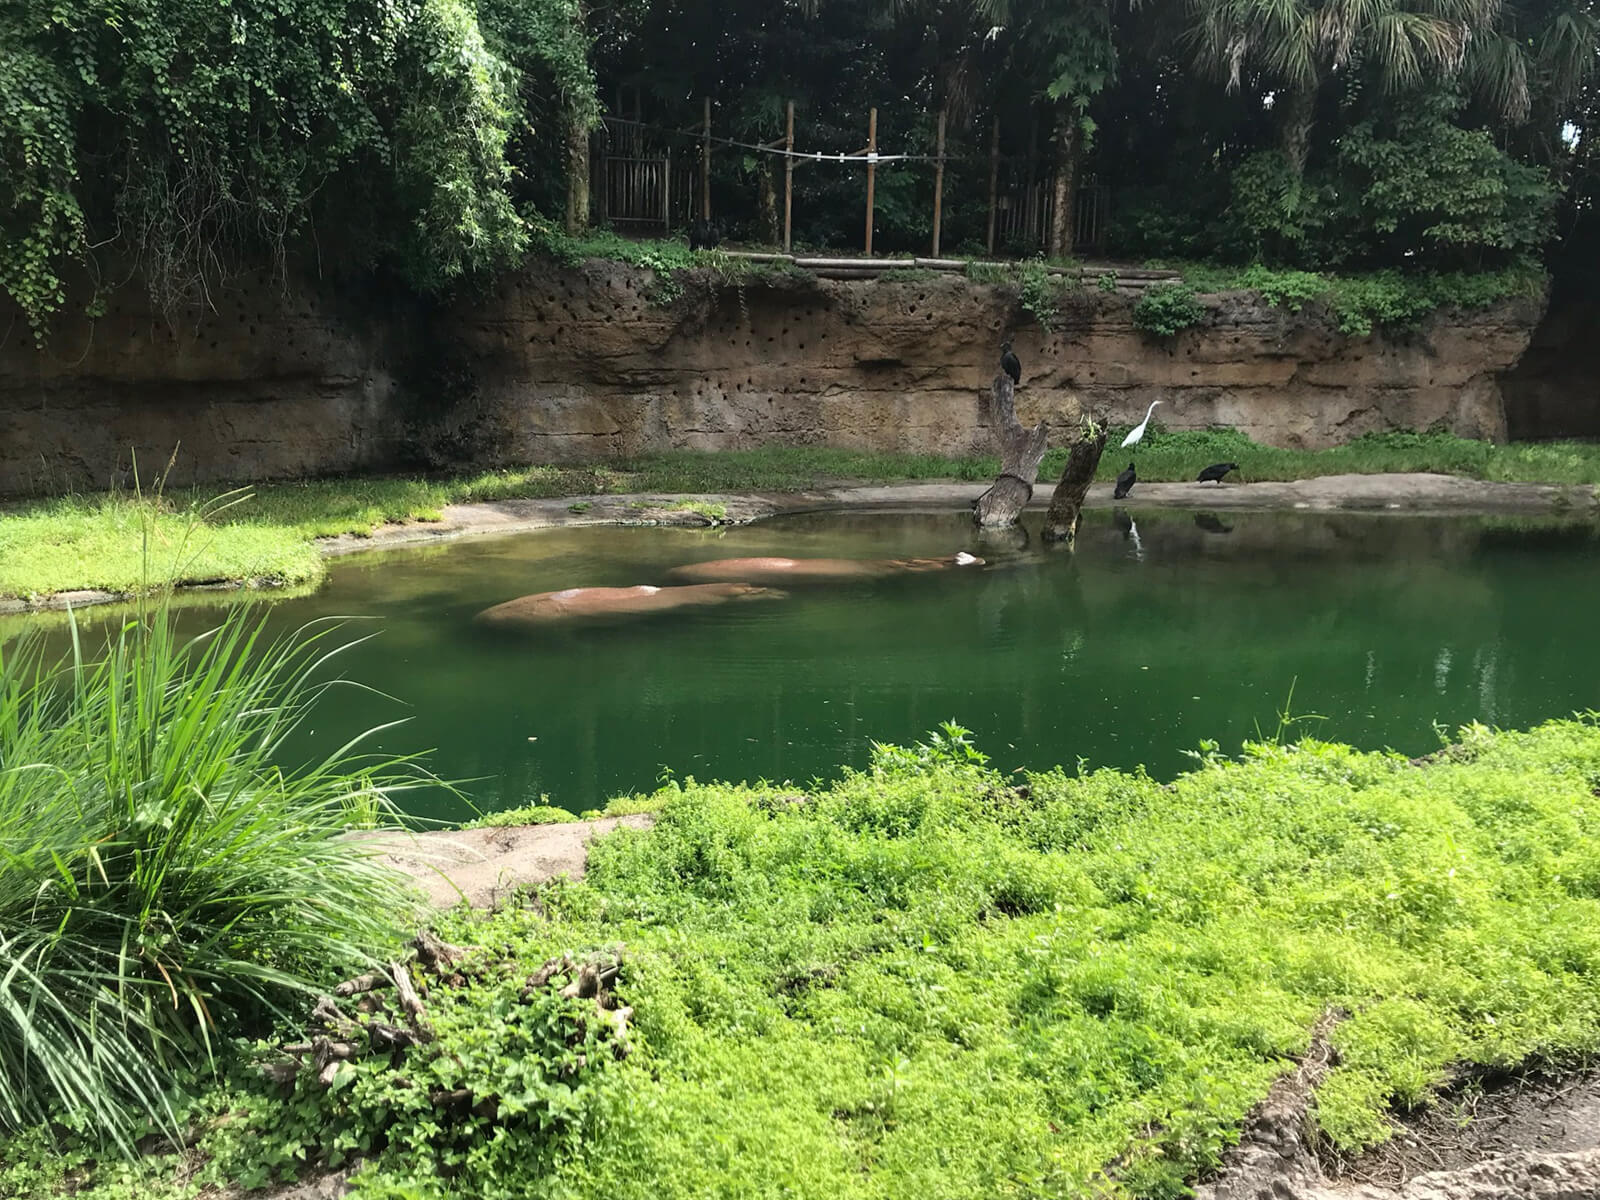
[1466,0,1598,163]
[1185,0,1505,175]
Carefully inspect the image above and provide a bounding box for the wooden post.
[701,96,711,222]
[864,107,877,256]
[931,109,946,258]
[783,100,794,253]
[986,114,1000,255]
[662,147,671,230]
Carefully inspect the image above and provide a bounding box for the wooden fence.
[591,106,1109,255]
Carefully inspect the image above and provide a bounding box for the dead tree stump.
[973,374,1048,528]
[1041,420,1108,547]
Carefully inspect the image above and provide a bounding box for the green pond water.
[18,508,1600,821]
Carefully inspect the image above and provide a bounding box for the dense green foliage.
[6,430,1600,602]
[0,602,427,1146]
[595,0,1595,279]
[1132,283,1207,336]
[1135,263,1545,336]
[4,0,1593,337]
[6,717,1600,1198]
[0,0,592,334]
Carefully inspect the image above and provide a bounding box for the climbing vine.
[0,0,592,339]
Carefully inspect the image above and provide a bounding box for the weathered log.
[430,1087,473,1111]
[413,930,469,975]
[1041,420,1109,546]
[560,962,603,1000]
[389,961,435,1043]
[311,1036,360,1087]
[596,1002,634,1051]
[334,971,391,998]
[524,955,574,994]
[311,996,359,1036]
[368,1022,421,1053]
[974,373,1049,529]
[262,1061,300,1088]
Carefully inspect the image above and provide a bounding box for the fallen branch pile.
[263,930,632,1098]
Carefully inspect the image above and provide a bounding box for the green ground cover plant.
[5,431,1600,602]
[4,717,1599,1199]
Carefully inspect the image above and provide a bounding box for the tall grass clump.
[0,602,427,1149]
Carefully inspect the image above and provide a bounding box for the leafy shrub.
[1177,263,1545,336]
[1218,90,1558,275]
[205,943,625,1194]
[1133,282,1207,336]
[465,802,581,827]
[869,719,990,775]
[0,605,425,1147]
[1019,262,1064,330]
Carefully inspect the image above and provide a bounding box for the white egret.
[1120,400,1162,448]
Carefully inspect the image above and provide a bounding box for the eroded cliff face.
[1501,290,1600,440]
[0,262,1546,497]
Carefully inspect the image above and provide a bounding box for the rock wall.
[0,262,1546,497]
[0,273,404,496]
[1500,289,1600,440]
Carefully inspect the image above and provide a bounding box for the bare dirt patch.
[350,814,655,909]
[1197,1059,1600,1200]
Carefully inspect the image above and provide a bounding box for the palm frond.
[1537,5,1600,103]
[1466,27,1532,120]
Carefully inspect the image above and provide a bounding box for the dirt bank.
[1197,1029,1600,1200]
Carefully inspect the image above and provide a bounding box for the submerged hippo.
[665,551,984,585]
[477,582,785,626]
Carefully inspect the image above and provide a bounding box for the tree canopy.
[1,0,1594,335]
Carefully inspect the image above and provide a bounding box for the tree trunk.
[1278,83,1318,179]
[1048,108,1079,259]
[974,373,1048,528]
[1041,421,1108,546]
[565,98,592,235]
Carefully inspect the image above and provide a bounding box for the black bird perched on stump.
[1000,341,1021,386]
[1113,462,1137,500]
[1196,461,1239,484]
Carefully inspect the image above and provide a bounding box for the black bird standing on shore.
[1113,461,1137,500]
[689,219,722,251]
[1197,461,1239,484]
[1000,341,1021,386]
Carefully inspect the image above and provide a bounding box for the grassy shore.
[3,430,1600,600]
[4,717,1599,1199]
